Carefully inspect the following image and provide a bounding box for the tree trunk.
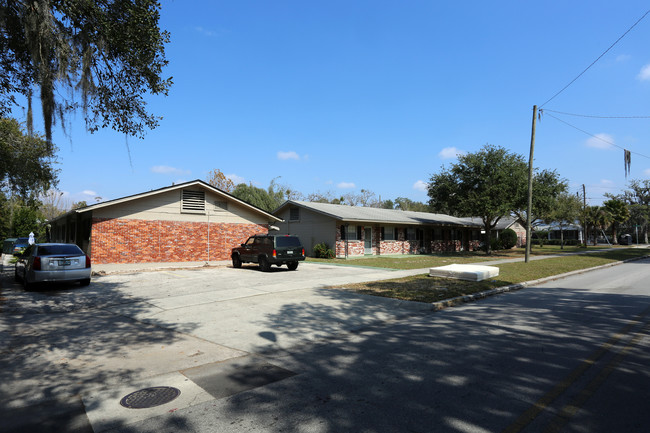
[485,226,492,255]
[560,227,564,249]
[612,224,618,245]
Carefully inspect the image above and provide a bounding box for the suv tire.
[232,254,242,268]
[287,261,299,271]
[259,256,271,272]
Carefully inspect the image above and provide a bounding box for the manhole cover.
[119,386,181,409]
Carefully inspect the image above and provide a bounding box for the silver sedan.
[15,243,91,290]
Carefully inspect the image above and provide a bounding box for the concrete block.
[429,264,499,282]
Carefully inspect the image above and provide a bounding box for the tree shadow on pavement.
[0,266,203,432]
[209,284,650,433]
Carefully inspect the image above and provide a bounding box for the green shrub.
[500,228,518,249]
[313,242,335,259]
[490,238,502,251]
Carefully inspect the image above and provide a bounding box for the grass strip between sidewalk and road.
[335,249,650,304]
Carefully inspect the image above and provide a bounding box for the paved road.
[1,257,649,432]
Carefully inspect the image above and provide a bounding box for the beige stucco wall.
[92,188,271,225]
[275,206,336,255]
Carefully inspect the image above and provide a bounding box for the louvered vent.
[182,190,205,212]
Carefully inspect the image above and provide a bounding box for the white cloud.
[438,146,465,159]
[278,151,300,161]
[638,64,650,81]
[225,173,245,185]
[585,133,614,149]
[151,165,191,175]
[82,190,97,196]
[644,168,650,176]
[616,54,631,62]
[600,179,614,186]
[413,180,428,192]
[195,26,216,37]
[337,182,356,189]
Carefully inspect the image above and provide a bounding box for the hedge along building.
[48,180,282,264]
[273,200,483,258]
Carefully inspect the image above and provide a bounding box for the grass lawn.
[336,248,650,304]
[306,244,615,270]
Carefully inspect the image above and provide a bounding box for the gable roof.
[275,200,481,228]
[459,216,523,231]
[51,180,282,223]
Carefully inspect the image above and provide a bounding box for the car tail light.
[301,248,305,256]
[33,256,41,271]
[85,255,91,268]
[272,249,277,258]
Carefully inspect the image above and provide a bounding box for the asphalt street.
[1,257,649,432]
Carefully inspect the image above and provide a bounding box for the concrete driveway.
[0,262,432,432]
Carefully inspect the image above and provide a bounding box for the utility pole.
[582,184,587,247]
[525,105,537,263]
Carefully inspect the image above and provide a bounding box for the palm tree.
[603,199,631,245]
[585,206,611,245]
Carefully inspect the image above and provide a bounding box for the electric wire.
[542,109,650,119]
[544,112,650,159]
[540,9,650,108]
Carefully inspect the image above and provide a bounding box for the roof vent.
[182,190,205,212]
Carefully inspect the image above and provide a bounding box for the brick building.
[49,180,281,264]
[273,201,483,258]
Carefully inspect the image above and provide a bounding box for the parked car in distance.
[10,237,32,255]
[231,234,305,271]
[15,243,91,290]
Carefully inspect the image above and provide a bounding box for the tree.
[628,204,649,244]
[39,189,70,221]
[428,144,528,254]
[206,169,235,193]
[231,182,285,213]
[393,197,430,212]
[342,189,383,207]
[605,179,650,244]
[585,206,611,245]
[0,0,172,144]
[547,192,582,249]
[512,169,567,229]
[603,199,630,245]
[1,118,57,197]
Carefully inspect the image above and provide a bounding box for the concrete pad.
[181,355,297,400]
[82,371,213,433]
[429,264,499,281]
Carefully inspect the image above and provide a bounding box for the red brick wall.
[90,217,267,264]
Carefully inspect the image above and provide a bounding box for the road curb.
[428,254,649,311]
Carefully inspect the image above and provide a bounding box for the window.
[341,225,359,240]
[356,226,362,241]
[182,190,205,212]
[405,228,416,241]
[289,207,300,221]
[416,229,424,242]
[381,226,395,241]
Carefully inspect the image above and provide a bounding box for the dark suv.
[232,234,305,271]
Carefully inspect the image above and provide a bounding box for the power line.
[540,9,650,108]
[544,112,650,159]
[542,109,650,119]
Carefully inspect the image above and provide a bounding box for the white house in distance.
[49,180,281,264]
[273,200,483,258]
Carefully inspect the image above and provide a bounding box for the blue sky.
[20,1,650,207]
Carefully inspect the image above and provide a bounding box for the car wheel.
[80,278,91,286]
[232,254,242,268]
[23,272,32,291]
[259,256,270,272]
[287,261,299,271]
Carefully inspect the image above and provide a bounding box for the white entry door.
[364,227,372,254]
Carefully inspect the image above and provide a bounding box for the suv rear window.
[37,245,84,256]
[275,236,301,248]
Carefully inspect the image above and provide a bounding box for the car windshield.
[275,237,301,248]
[37,245,84,256]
